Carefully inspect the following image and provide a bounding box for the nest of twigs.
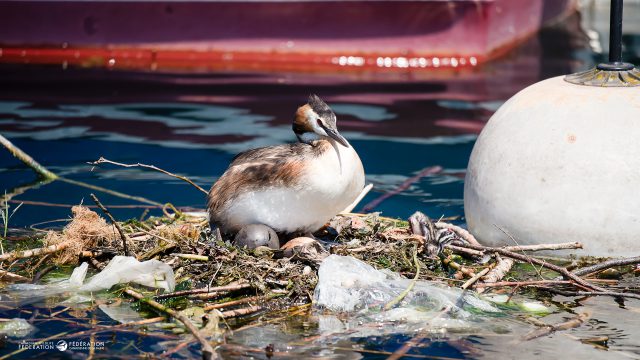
[1,205,639,360]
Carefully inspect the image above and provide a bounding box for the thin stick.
[452,241,607,293]
[175,253,209,261]
[475,280,611,288]
[341,183,373,214]
[572,256,640,277]
[462,266,491,290]
[219,305,262,319]
[501,242,582,252]
[90,193,130,257]
[155,283,251,300]
[443,244,484,257]
[360,166,442,212]
[0,135,161,206]
[90,157,208,195]
[0,134,57,180]
[204,296,263,311]
[124,288,217,360]
[7,199,160,209]
[522,312,590,341]
[534,286,640,300]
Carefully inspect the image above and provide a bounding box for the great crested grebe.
[208,95,365,244]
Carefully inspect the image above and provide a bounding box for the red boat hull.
[0,0,576,72]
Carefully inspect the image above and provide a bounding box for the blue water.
[1,10,639,360]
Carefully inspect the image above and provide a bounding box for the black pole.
[598,0,633,70]
[609,0,623,63]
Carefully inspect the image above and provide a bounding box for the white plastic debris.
[314,255,498,317]
[80,256,175,293]
[0,318,35,338]
[5,256,174,304]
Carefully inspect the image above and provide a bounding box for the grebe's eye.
[317,119,323,127]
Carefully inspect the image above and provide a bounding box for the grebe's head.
[293,94,349,147]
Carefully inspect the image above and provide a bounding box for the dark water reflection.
[0,10,639,360]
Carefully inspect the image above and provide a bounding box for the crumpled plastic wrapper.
[4,256,174,305]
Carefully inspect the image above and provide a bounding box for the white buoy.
[464,75,640,256]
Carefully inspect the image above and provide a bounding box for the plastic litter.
[80,256,175,292]
[4,256,174,304]
[314,255,499,317]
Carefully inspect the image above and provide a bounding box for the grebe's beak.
[320,123,349,147]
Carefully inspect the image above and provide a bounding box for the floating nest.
[1,204,639,360]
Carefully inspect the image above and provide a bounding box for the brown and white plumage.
[207,95,365,235]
